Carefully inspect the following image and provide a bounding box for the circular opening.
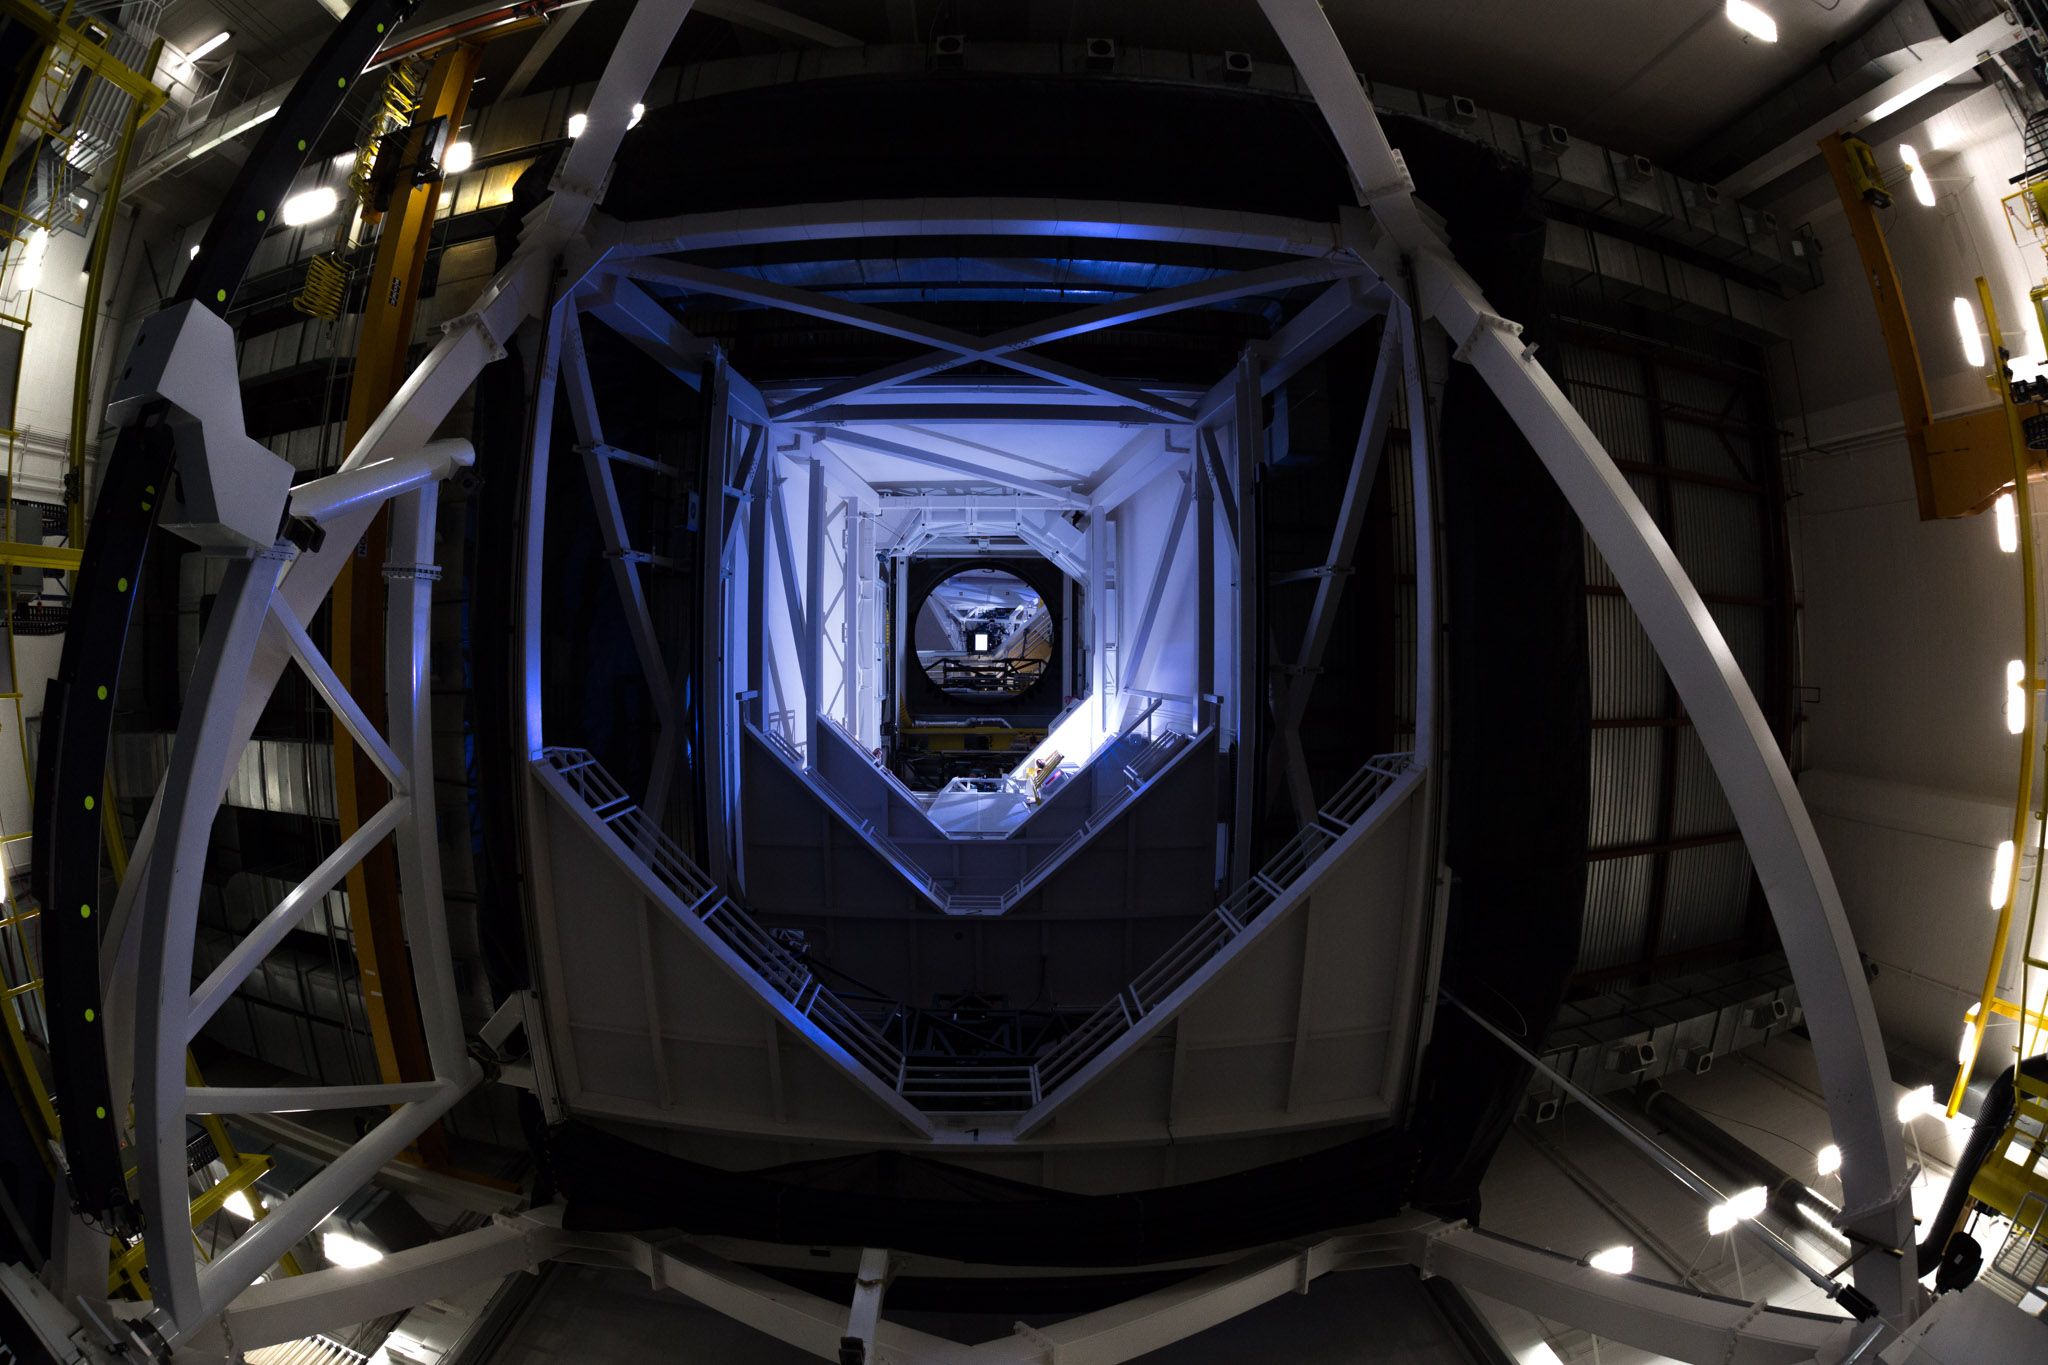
[914,567,1052,698]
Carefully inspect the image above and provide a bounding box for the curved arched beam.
[116,2,704,1342]
[1252,0,1917,1322]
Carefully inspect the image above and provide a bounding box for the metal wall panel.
[1557,334,1788,992]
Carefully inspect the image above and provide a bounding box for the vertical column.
[806,456,826,764]
[1194,445,1216,735]
[1231,354,1262,887]
[700,356,735,886]
[384,484,466,1078]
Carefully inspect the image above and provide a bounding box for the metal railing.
[540,747,908,1088]
[540,745,1413,1118]
[767,715,1196,916]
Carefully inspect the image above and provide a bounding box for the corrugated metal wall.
[1553,330,1789,990]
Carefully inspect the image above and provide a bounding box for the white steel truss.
[72,0,1916,1351]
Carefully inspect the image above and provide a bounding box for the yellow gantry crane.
[1824,131,2048,1223]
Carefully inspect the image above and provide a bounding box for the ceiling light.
[1816,1143,1841,1176]
[2008,663,2029,736]
[184,104,278,159]
[630,102,645,128]
[444,140,474,174]
[189,32,231,61]
[1588,1245,1634,1275]
[1959,1006,1981,1064]
[973,632,990,653]
[71,194,88,210]
[16,226,50,293]
[321,1230,383,1268]
[1899,144,1935,207]
[567,112,586,138]
[1724,0,1778,43]
[188,243,200,260]
[1897,1085,1939,1123]
[1998,492,2020,553]
[1707,1185,1768,1235]
[280,187,339,227]
[1955,296,1986,368]
[1993,837,2017,906]
[223,1189,257,1221]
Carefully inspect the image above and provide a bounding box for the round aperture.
[914,567,1053,698]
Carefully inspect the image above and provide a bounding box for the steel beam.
[1415,1224,1861,1365]
[774,256,1373,420]
[1197,275,1388,422]
[1266,331,1400,821]
[614,257,1195,420]
[186,1081,448,1115]
[1718,9,2028,197]
[222,1215,566,1351]
[600,198,1349,262]
[563,312,683,818]
[1255,0,1917,1317]
[1229,353,1261,887]
[1117,474,1193,695]
[813,428,1085,505]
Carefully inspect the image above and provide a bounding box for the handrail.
[541,745,1411,1116]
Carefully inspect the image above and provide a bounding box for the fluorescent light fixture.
[972,632,990,653]
[223,1189,257,1221]
[1899,144,1935,206]
[1993,837,2018,906]
[1709,1186,1768,1233]
[1959,1007,1981,1064]
[2008,663,2029,736]
[1725,0,1778,42]
[1956,296,1986,368]
[444,140,474,174]
[189,31,231,61]
[567,112,587,138]
[183,103,278,159]
[71,194,88,210]
[320,1230,383,1268]
[1998,492,2020,553]
[17,226,49,293]
[1817,1143,1841,1176]
[280,186,338,227]
[188,243,200,259]
[1897,1085,1938,1123]
[630,102,646,128]
[1588,1245,1634,1275]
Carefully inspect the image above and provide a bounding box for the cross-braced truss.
[68,0,1919,1353]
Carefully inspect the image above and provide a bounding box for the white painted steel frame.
[102,0,1905,1347]
[109,2,706,1344]
[1253,0,1916,1320]
[218,1211,1872,1364]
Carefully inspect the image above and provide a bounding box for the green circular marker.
[141,501,151,511]
[145,484,156,494]
[115,577,128,592]
[96,685,107,700]
[255,209,266,223]
[84,795,94,811]
[216,289,227,303]
[80,904,90,919]
[338,76,347,88]
[95,1106,106,1120]
[377,22,385,32]
[84,1009,94,1023]
[297,138,307,152]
